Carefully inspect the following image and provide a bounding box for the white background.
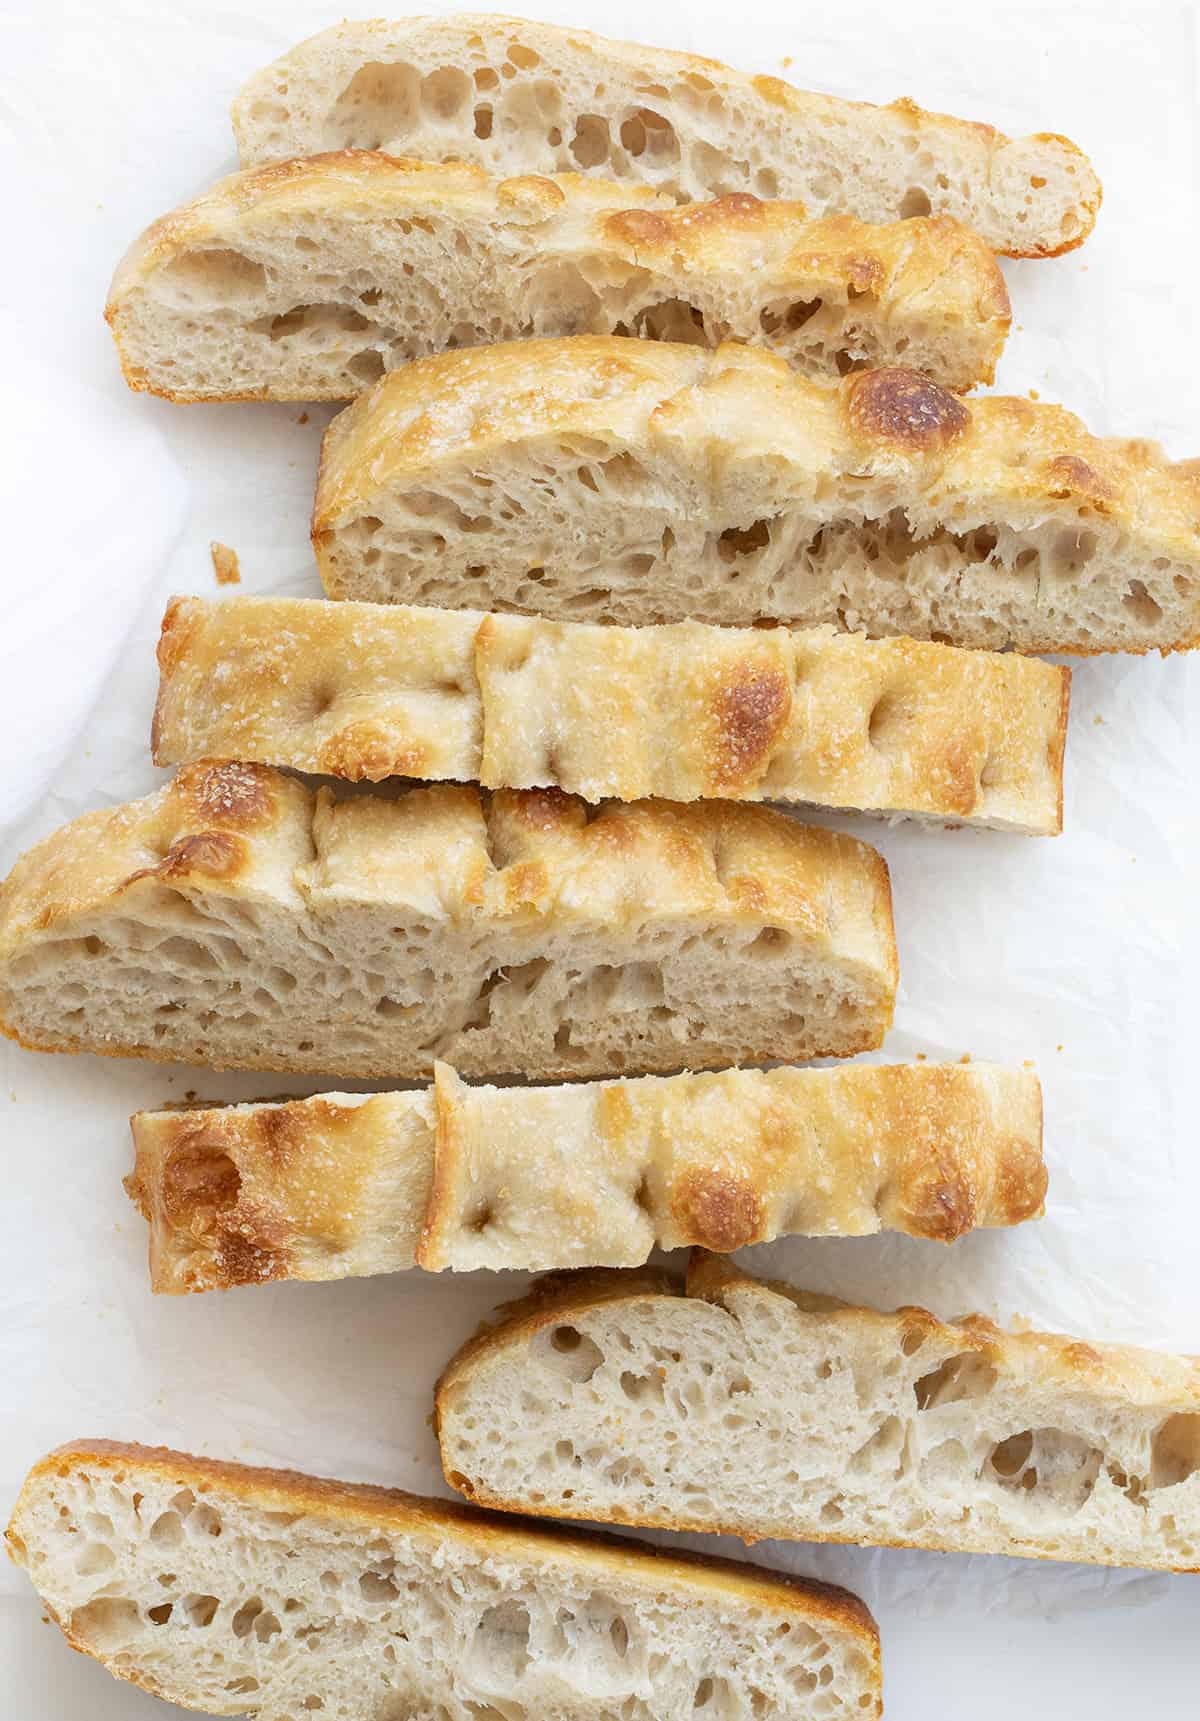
[2,1,1199,1714]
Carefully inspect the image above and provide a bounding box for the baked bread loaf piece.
[128,1059,1045,1292]
[232,15,1100,259]
[153,596,1070,836]
[0,761,896,1079]
[6,1440,882,1720]
[437,1254,1200,1573]
[106,152,1009,402]
[314,338,1200,655]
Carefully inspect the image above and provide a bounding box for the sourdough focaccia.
[233,14,1099,258]
[438,1254,1200,1573]
[7,1440,883,1719]
[0,762,897,1079]
[127,1059,1045,1291]
[152,596,1070,835]
[106,151,1010,401]
[314,339,1200,656]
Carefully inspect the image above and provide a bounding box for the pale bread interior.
[10,1449,882,1720]
[438,1267,1200,1572]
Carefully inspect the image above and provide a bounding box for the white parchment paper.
[1,3,1198,1714]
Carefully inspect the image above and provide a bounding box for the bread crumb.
[1028,387,1040,401]
[210,542,241,586]
[780,55,793,67]
[1093,714,1105,725]
[1056,1044,1063,1052]
[959,1052,971,1064]
[298,411,310,425]
[1022,1059,1035,1070]
[915,1051,927,1061]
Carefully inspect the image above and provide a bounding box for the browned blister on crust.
[312,338,1200,657]
[126,1060,1043,1292]
[151,594,1069,835]
[434,1254,1200,1574]
[0,762,896,1079]
[844,365,971,450]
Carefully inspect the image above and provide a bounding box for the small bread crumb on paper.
[1028,387,1040,401]
[298,411,310,425]
[210,541,240,586]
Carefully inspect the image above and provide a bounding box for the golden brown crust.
[152,595,1069,834]
[232,15,1098,260]
[683,1252,1200,1402]
[129,1061,1044,1291]
[7,1439,882,1654]
[435,1255,1200,1571]
[312,339,1200,656]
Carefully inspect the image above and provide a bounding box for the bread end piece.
[9,1438,883,1719]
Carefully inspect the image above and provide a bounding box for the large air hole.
[360,1569,401,1602]
[332,61,421,146]
[718,519,771,562]
[1122,580,1163,626]
[618,298,708,345]
[760,297,823,336]
[181,1594,220,1628]
[1151,1414,1200,1489]
[913,1352,999,1409]
[422,66,472,120]
[900,187,933,217]
[620,1369,665,1404]
[471,1600,531,1682]
[349,350,386,385]
[618,108,679,165]
[986,1427,1103,1511]
[537,1323,605,1382]
[232,1598,264,1638]
[158,249,267,308]
[70,1597,142,1651]
[850,1415,907,1476]
[570,113,611,168]
[268,304,371,341]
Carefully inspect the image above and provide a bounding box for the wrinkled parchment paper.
[2,3,1199,1713]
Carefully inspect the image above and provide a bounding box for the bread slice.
[437,1254,1200,1573]
[128,1059,1045,1292]
[152,596,1070,836]
[0,761,896,1080]
[314,338,1200,656]
[232,14,1100,259]
[106,151,1010,403]
[6,1440,883,1720]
